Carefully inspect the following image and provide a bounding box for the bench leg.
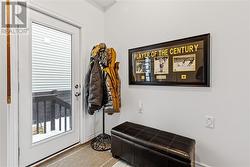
[112,153,119,159]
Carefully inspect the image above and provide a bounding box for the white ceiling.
[86,0,117,11]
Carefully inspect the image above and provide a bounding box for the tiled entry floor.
[37,143,118,167]
[112,160,131,167]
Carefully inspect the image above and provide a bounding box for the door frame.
[7,2,86,166]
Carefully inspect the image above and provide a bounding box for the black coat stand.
[91,108,111,151]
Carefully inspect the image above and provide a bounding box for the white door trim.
[6,2,85,167]
[19,2,83,29]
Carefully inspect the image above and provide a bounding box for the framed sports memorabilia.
[128,34,210,87]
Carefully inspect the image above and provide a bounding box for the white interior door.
[19,8,80,167]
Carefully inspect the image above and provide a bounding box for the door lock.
[75,92,81,97]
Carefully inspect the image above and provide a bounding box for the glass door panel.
[32,23,72,143]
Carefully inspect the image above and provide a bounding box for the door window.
[32,23,72,143]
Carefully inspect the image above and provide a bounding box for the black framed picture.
[128,34,210,87]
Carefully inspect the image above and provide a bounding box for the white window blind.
[32,23,72,93]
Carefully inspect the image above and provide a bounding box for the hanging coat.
[85,44,121,115]
[85,44,106,115]
[103,48,121,114]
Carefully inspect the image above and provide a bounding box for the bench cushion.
[111,122,195,162]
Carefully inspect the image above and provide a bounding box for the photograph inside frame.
[173,54,196,72]
[135,59,146,74]
[154,56,169,75]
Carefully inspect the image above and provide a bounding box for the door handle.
[75,84,79,89]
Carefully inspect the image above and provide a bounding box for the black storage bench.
[111,122,195,167]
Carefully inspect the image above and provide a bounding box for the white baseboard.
[196,161,212,167]
[84,131,102,142]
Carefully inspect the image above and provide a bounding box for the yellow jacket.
[103,48,121,113]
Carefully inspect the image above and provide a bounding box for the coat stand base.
[91,108,111,151]
[91,133,111,151]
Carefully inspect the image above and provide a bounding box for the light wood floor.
[37,143,118,167]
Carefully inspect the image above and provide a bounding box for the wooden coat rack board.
[7,0,11,104]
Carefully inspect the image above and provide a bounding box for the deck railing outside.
[32,90,72,137]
